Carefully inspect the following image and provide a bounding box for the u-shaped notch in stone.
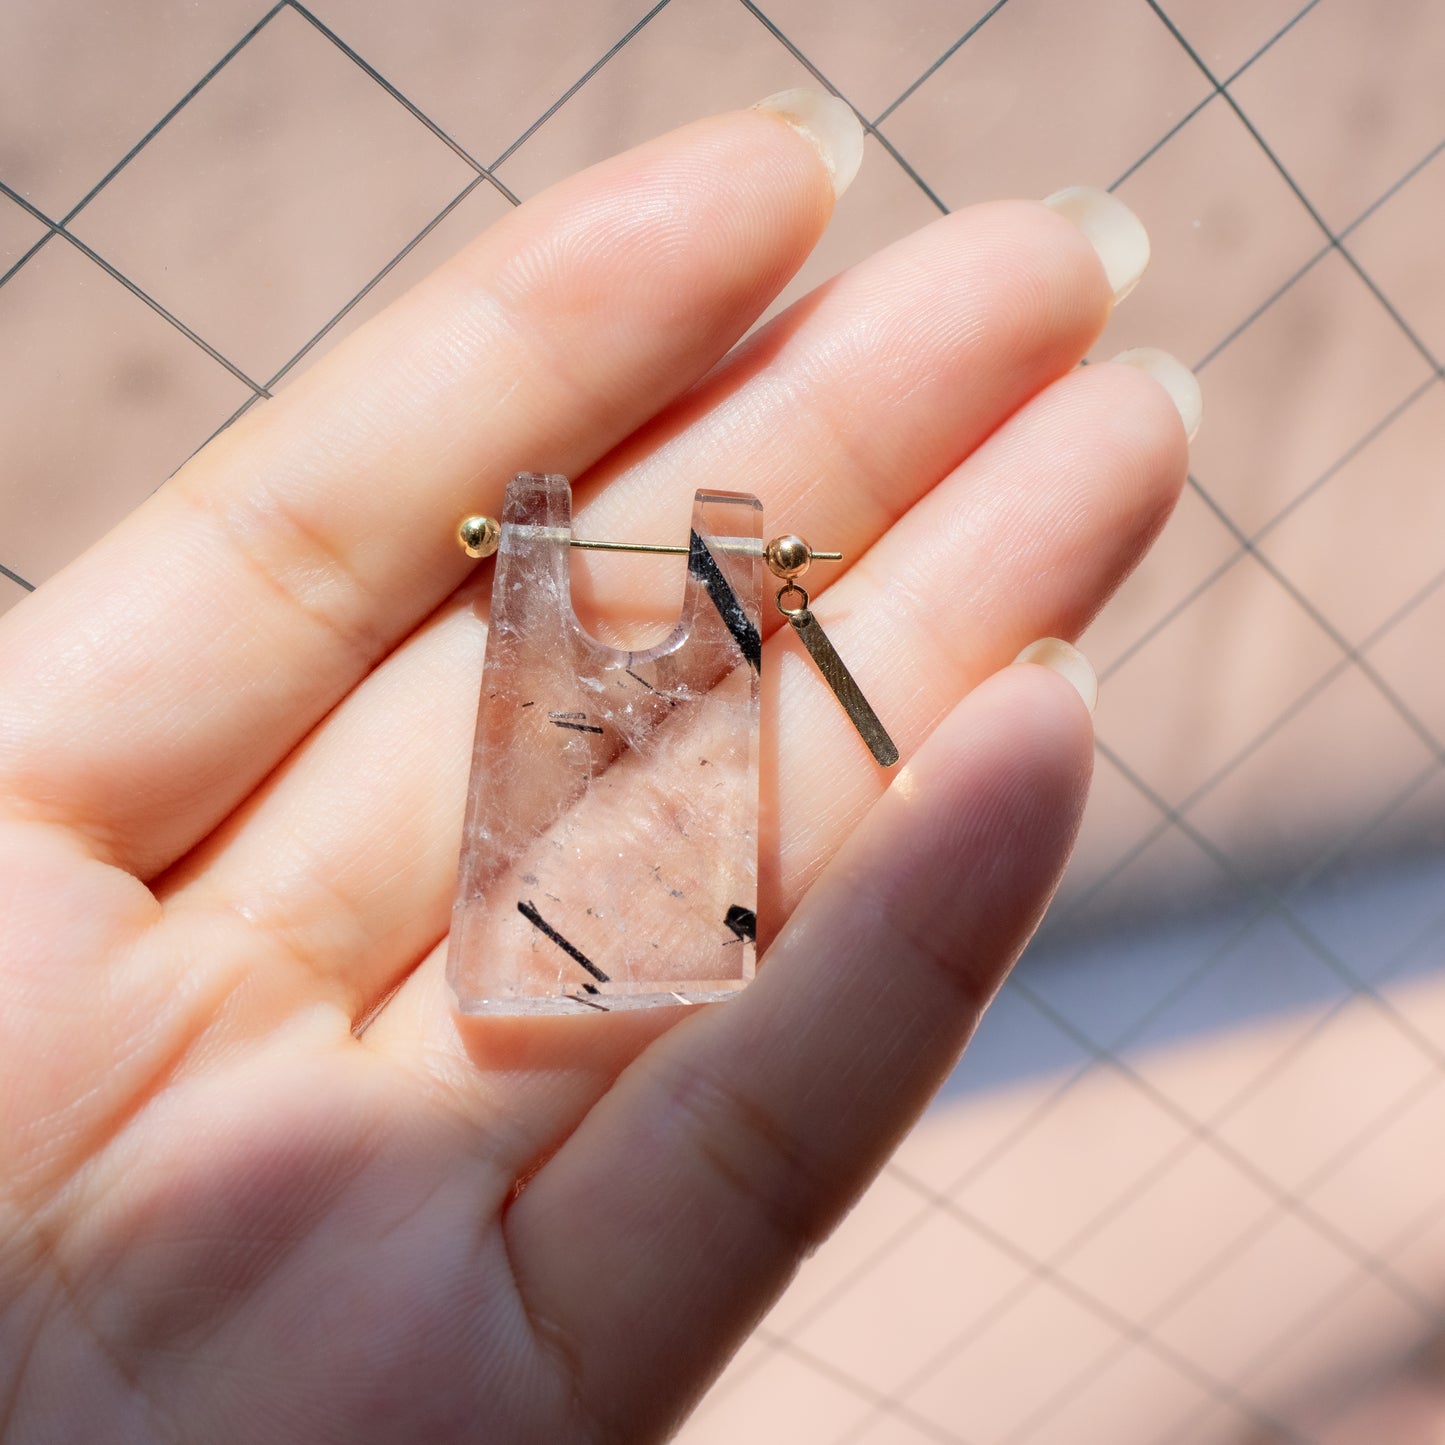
[448,472,764,1015]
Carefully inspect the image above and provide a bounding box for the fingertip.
[752,88,865,199]
[892,661,1094,889]
[1042,185,1151,304]
[1109,346,1203,443]
[1012,635,1098,713]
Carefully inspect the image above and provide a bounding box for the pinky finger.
[504,656,1095,1442]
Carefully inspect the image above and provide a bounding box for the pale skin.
[0,105,1188,1443]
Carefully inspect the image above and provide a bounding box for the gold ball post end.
[459,515,501,560]
[765,533,813,580]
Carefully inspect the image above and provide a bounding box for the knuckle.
[652,1052,835,1258]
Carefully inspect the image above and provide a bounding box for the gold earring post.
[456,512,896,767]
[457,515,842,575]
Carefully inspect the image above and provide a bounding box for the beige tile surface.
[882,0,1211,207]
[1094,550,1341,806]
[0,0,274,215]
[682,1342,876,1444]
[1289,839,1445,986]
[898,1282,1123,1441]
[1120,917,1352,1119]
[1349,147,1445,363]
[952,1062,1191,1260]
[305,0,660,166]
[1104,96,1325,368]
[1057,1138,1277,1326]
[69,6,476,383]
[1380,953,1445,1060]
[759,0,996,122]
[1383,1163,1445,1295]
[1017,1342,1221,1445]
[1165,0,1321,81]
[789,1206,1030,1398]
[0,191,46,273]
[1183,663,1438,885]
[493,0,815,199]
[1208,997,1437,1195]
[1258,386,1445,648]
[1242,1273,1437,1429]
[849,1413,960,1445]
[0,236,251,585]
[1230,0,1445,233]
[1367,576,1445,754]
[1047,812,1248,941]
[1148,1208,1362,1385]
[1187,249,1435,537]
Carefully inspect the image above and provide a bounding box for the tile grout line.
[1062,540,1445,937]
[1157,1159,1445,1445]
[871,0,1014,128]
[1097,372,1439,693]
[1042,748,1443,1073]
[1143,0,1445,380]
[1184,471,1445,781]
[824,1156,1310,1445]
[61,1,292,228]
[1091,731,1445,1104]
[489,0,676,171]
[0,230,56,292]
[734,754,1445,1421]
[262,172,496,392]
[284,0,520,204]
[1108,0,1327,193]
[1186,137,1445,378]
[997,1064,1445,1445]
[735,0,949,213]
[0,180,269,397]
[0,0,290,298]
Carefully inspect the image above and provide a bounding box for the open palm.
[0,95,1189,1443]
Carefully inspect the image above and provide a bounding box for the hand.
[0,94,1189,1443]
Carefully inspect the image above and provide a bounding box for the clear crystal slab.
[448,472,763,1014]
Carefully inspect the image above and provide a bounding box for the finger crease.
[181,480,391,675]
[494,1205,610,1445]
[653,1052,835,1259]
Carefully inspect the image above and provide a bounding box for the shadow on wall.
[942,847,1445,1101]
[1239,1325,1445,1443]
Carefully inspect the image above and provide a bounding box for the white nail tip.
[754,88,865,199]
[1014,638,1098,714]
[1042,185,1151,303]
[1112,347,1204,443]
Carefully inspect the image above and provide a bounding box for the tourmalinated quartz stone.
[448,472,763,1014]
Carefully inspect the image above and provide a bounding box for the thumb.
[503,655,1095,1442]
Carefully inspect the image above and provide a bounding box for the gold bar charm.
[787,606,899,767]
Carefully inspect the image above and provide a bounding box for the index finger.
[0,94,856,878]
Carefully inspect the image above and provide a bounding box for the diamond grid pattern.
[6,2,1445,1442]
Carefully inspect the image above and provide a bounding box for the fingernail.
[1043,186,1150,303]
[1014,638,1098,714]
[754,88,865,199]
[1111,346,1203,442]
